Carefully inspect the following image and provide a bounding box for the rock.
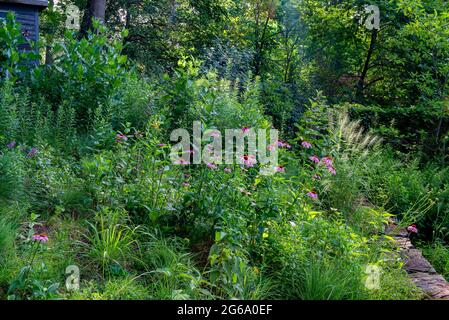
[403,249,436,274]
[409,272,449,300]
[395,237,414,250]
[393,228,449,300]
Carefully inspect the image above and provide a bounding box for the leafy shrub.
[158,59,270,133]
[0,148,25,205]
[0,13,39,81]
[109,74,154,130]
[421,242,449,281]
[30,21,129,131]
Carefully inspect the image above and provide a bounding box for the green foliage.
[0,147,25,205]
[137,233,211,300]
[80,209,138,275]
[290,260,363,300]
[158,59,270,133]
[0,13,39,81]
[31,23,128,130]
[3,0,448,301]
[421,242,449,281]
[68,277,151,300]
[0,217,16,264]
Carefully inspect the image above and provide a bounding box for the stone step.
[389,224,449,300]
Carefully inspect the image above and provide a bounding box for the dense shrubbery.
[0,3,447,300]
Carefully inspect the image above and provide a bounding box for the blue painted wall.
[0,3,39,49]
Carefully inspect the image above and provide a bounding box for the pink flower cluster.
[321,157,336,175]
[7,141,16,149]
[301,141,312,149]
[206,162,217,169]
[309,155,336,175]
[307,191,318,200]
[267,144,276,152]
[276,166,285,173]
[309,155,320,163]
[116,133,128,143]
[32,234,49,243]
[277,140,291,149]
[174,158,190,165]
[407,224,418,234]
[27,147,38,158]
[241,154,257,168]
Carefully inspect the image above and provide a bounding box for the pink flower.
[242,127,250,134]
[307,191,318,200]
[27,147,38,158]
[275,166,285,173]
[206,162,217,169]
[277,140,291,148]
[322,157,333,166]
[224,167,232,173]
[32,234,49,243]
[7,141,16,149]
[327,166,336,175]
[407,224,418,234]
[211,131,220,138]
[157,143,167,147]
[309,155,320,163]
[116,133,128,143]
[301,141,312,149]
[241,154,257,167]
[174,158,190,165]
[181,182,190,187]
[267,144,276,152]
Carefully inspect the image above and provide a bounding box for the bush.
[158,59,271,133]
[30,22,129,131]
[421,242,449,281]
[0,13,39,81]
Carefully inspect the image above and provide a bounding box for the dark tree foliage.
[37,0,449,158]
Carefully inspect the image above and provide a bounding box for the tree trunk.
[44,0,54,65]
[81,0,106,35]
[356,29,378,99]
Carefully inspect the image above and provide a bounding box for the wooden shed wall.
[0,3,39,45]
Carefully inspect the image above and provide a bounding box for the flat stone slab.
[403,249,436,274]
[391,226,449,300]
[409,272,449,300]
[396,237,414,250]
